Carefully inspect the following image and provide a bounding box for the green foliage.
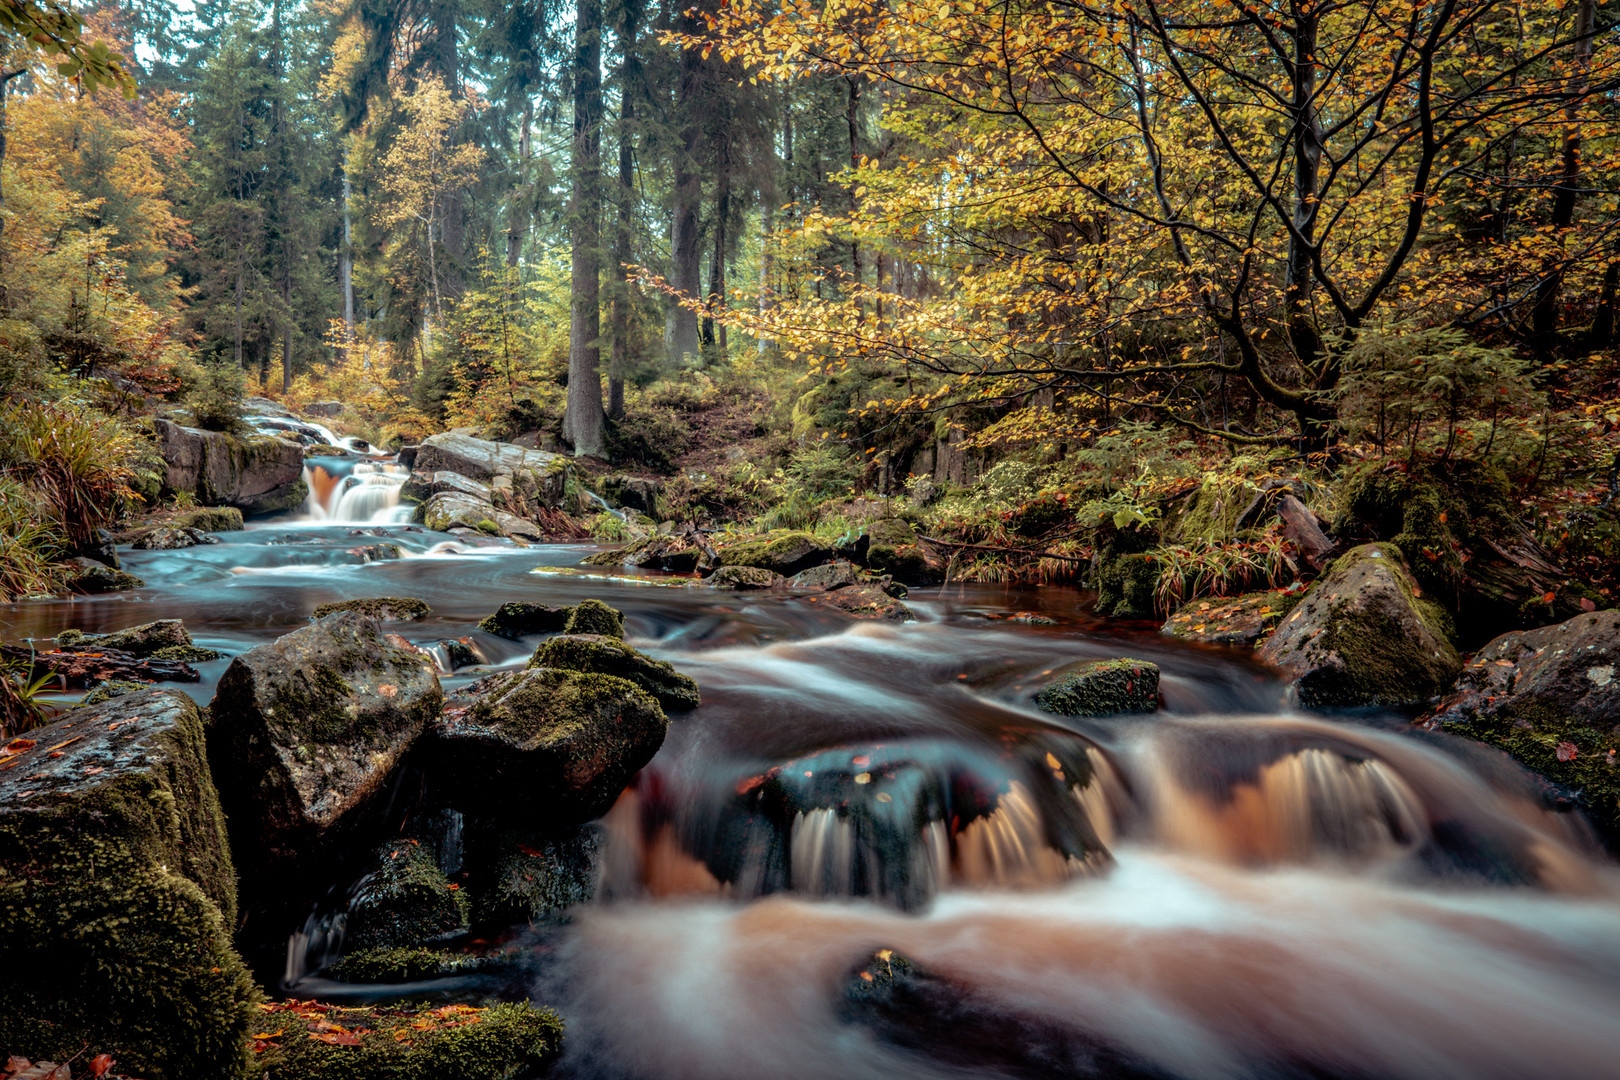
[0,478,64,602]
[1151,526,1296,614]
[1,658,66,740]
[0,397,138,548]
[184,358,246,432]
[586,511,632,541]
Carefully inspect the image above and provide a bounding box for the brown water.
[6,519,1619,1079]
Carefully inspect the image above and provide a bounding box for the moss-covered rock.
[326,946,488,983]
[346,839,471,951]
[1258,543,1461,709]
[531,633,700,711]
[717,531,833,576]
[476,602,570,639]
[788,560,866,590]
[806,585,916,623]
[563,598,625,639]
[863,518,939,584]
[313,596,432,621]
[153,419,307,514]
[62,556,144,594]
[473,826,603,926]
[583,533,705,572]
[249,1000,562,1080]
[82,678,149,705]
[59,619,191,655]
[707,565,783,590]
[1161,591,1302,647]
[1092,552,1158,619]
[1420,609,1620,838]
[208,612,443,891]
[151,643,227,662]
[1034,658,1160,717]
[435,668,667,823]
[0,690,259,1080]
[173,506,245,532]
[132,525,215,550]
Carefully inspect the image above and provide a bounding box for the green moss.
[530,634,701,711]
[347,840,471,951]
[312,596,432,621]
[1093,552,1159,619]
[326,946,469,983]
[474,828,602,926]
[708,565,781,589]
[0,694,258,1080]
[563,598,625,639]
[1034,658,1160,717]
[173,506,244,532]
[268,661,361,744]
[717,531,831,573]
[469,668,660,745]
[1160,477,1256,545]
[1446,704,1620,835]
[475,518,502,536]
[251,1001,562,1080]
[150,644,226,662]
[82,679,149,705]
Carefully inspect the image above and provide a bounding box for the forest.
[3,1,1620,1079]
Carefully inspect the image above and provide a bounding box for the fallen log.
[1,644,200,689]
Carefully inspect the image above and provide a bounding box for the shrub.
[0,399,138,549]
[183,358,246,432]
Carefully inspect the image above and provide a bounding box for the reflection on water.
[3,521,1618,1078]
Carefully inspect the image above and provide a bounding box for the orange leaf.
[88,1055,115,1078]
[1581,598,1597,612]
[309,1031,363,1047]
[1541,591,1556,604]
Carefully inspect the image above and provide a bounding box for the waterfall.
[300,459,412,525]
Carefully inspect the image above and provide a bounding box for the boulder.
[414,432,568,508]
[599,474,664,518]
[1034,658,1160,717]
[399,470,492,506]
[434,668,667,823]
[863,518,938,584]
[471,826,603,926]
[806,586,916,622]
[75,527,121,569]
[788,560,866,590]
[440,636,488,670]
[421,491,503,534]
[564,598,625,639]
[531,634,701,711]
[583,532,708,572]
[62,556,143,593]
[1258,543,1461,709]
[346,542,403,563]
[477,602,571,639]
[306,400,344,418]
[717,531,834,577]
[708,565,783,590]
[59,619,190,655]
[153,418,306,514]
[1420,609,1620,837]
[344,839,470,951]
[207,612,442,887]
[1161,591,1301,647]
[82,679,147,705]
[172,506,244,532]
[0,690,258,1079]
[133,526,216,550]
[312,596,430,621]
[2,642,199,688]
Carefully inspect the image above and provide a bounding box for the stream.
[6,475,1620,1079]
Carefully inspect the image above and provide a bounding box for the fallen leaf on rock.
[309,1031,363,1047]
[1581,598,1598,612]
[1557,741,1579,762]
[88,1054,114,1078]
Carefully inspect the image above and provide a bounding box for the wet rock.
[863,518,939,584]
[153,418,306,514]
[531,633,701,712]
[0,689,258,1079]
[472,825,604,926]
[133,525,216,550]
[599,474,664,517]
[434,668,667,823]
[401,469,492,506]
[172,506,244,532]
[1,641,198,688]
[717,531,834,577]
[347,542,403,563]
[396,443,420,470]
[1034,658,1160,717]
[788,560,866,590]
[245,1000,560,1080]
[477,602,571,639]
[208,612,443,888]
[61,618,197,656]
[62,556,144,593]
[81,678,148,705]
[583,532,708,572]
[441,636,488,670]
[421,490,503,534]
[708,565,785,590]
[345,839,471,951]
[1258,543,1461,709]
[1420,608,1620,837]
[807,586,916,622]
[312,596,431,621]
[150,643,226,662]
[564,598,626,639]
[414,432,568,508]
[75,527,121,569]
[1162,591,1301,647]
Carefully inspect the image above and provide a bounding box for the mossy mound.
[863,518,938,584]
[1093,552,1159,619]
[530,633,701,712]
[563,598,625,639]
[63,557,144,593]
[173,506,245,532]
[707,565,783,590]
[717,531,833,576]
[346,840,471,951]
[0,690,259,1080]
[476,602,570,639]
[581,535,655,567]
[1258,543,1461,709]
[473,827,603,926]
[1034,658,1160,717]
[327,946,488,983]
[249,1000,562,1080]
[313,596,432,621]
[82,678,149,705]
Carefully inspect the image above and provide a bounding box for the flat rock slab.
[208,611,442,887]
[0,689,257,1079]
[1258,543,1461,709]
[400,469,493,505]
[1421,608,1620,836]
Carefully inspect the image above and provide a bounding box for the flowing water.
[6,512,1620,1079]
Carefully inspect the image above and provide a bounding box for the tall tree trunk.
[703,135,731,352]
[1531,0,1597,344]
[1287,7,1326,386]
[610,0,642,421]
[507,99,532,268]
[666,4,704,367]
[758,195,773,357]
[341,165,354,333]
[846,76,862,310]
[565,0,606,456]
[0,58,25,316]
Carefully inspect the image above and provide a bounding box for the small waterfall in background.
[302,459,412,525]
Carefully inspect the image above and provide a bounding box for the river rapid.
[7,509,1620,1080]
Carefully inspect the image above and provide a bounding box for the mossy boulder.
[422,491,505,533]
[1034,658,1160,717]
[708,565,783,590]
[564,598,625,639]
[717,531,833,576]
[1092,552,1159,619]
[59,618,192,655]
[153,419,306,514]
[0,690,259,1080]
[327,946,488,983]
[313,596,431,621]
[248,1000,562,1080]
[1421,609,1620,838]
[172,506,244,532]
[346,839,471,951]
[132,525,215,550]
[82,678,148,705]
[1161,591,1302,647]
[863,518,938,584]
[150,643,226,662]
[435,668,667,823]
[208,612,443,890]
[62,556,144,593]
[1258,543,1461,709]
[477,602,570,639]
[584,533,705,572]
[788,560,866,590]
[531,633,701,712]
[472,826,604,926]
[806,585,916,623]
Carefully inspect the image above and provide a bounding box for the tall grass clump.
[0,398,139,550]
[0,478,64,602]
